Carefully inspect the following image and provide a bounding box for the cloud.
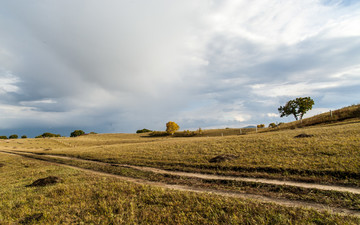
[0,0,359,136]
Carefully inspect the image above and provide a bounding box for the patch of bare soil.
[19,213,44,224]
[26,176,62,187]
[20,213,44,224]
[294,133,314,138]
[209,154,239,163]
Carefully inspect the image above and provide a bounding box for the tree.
[70,130,85,137]
[278,97,314,120]
[9,134,18,139]
[21,135,27,139]
[166,121,179,135]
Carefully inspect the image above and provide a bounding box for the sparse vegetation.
[179,130,196,137]
[149,131,169,137]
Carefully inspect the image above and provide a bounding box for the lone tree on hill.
[166,121,179,135]
[278,97,314,121]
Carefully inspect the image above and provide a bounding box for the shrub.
[182,130,196,137]
[36,133,61,138]
[9,134,18,139]
[21,135,27,139]
[136,128,152,133]
[166,121,180,135]
[0,136,8,139]
[149,131,169,137]
[173,130,196,137]
[268,123,277,128]
[89,132,97,134]
[257,124,265,128]
[70,130,85,137]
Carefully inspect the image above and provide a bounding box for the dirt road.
[1,150,360,217]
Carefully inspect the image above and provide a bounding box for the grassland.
[3,118,359,186]
[1,152,360,224]
[1,105,360,223]
[6,150,360,212]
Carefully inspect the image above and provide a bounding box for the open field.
[1,108,360,223]
[1,152,360,224]
[2,118,359,186]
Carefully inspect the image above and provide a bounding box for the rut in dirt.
[1,150,360,218]
[4,150,360,195]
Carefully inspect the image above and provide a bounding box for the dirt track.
[16,151,360,195]
[1,150,360,217]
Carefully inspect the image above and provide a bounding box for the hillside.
[1,104,360,223]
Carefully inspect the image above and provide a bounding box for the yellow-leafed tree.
[166,121,180,135]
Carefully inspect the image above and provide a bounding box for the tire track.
[1,150,360,218]
[8,150,360,195]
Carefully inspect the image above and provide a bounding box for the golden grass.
[1,118,360,187]
[1,153,359,224]
[13,151,360,211]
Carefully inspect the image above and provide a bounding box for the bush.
[149,131,169,137]
[21,135,27,139]
[70,130,85,137]
[176,130,196,137]
[268,123,277,128]
[9,134,18,139]
[136,128,152,133]
[0,136,8,139]
[36,133,61,138]
[257,124,265,128]
[89,132,97,134]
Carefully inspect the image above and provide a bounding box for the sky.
[0,0,360,137]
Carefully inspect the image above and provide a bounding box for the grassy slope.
[3,118,359,186]
[2,153,359,224]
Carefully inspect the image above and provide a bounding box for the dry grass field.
[1,152,360,224]
[1,104,360,223]
[2,118,359,186]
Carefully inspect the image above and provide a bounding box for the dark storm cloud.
[0,0,359,136]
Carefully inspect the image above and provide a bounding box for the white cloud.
[267,113,278,118]
[0,70,20,94]
[0,0,359,136]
